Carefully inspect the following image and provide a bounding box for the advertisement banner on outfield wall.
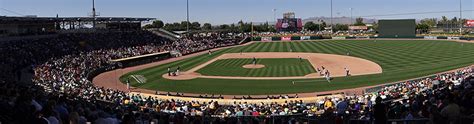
[332,36,346,40]
[301,36,311,40]
[355,36,370,39]
[424,36,437,39]
[281,36,291,41]
[262,37,272,41]
[447,37,460,40]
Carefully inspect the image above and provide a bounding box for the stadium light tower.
[330,0,333,34]
[272,9,277,22]
[92,0,97,28]
[459,0,462,35]
[350,8,353,25]
[186,0,190,33]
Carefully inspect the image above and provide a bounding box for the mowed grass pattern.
[120,40,474,95]
[196,58,316,77]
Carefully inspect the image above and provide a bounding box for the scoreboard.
[378,19,416,38]
[275,18,303,32]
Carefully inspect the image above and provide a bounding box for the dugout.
[378,19,416,38]
[87,51,172,81]
[111,51,172,68]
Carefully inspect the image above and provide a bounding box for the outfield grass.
[120,40,474,95]
[196,58,316,77]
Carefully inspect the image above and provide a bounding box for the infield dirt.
[163,52,382,80]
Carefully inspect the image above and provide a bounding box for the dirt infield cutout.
[242,64,265,69]
[163,52,382,80]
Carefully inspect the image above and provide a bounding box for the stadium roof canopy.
[0,16,155,22]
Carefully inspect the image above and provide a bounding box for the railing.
[126,111,436,124]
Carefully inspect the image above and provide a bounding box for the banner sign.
[349,26,368,30]
[447,37,460,40]
[355,36,370,39]
[466,20,474,27]
[300,36,311,40]
[332,36,346,40]
[262,37,272,41]
[281,36,291,41]
[424,36,437,40]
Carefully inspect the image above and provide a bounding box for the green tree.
[219,24,230,30]
[202,23,212,30]
[239,22,252,32]
[152,20,164,28]
[253,22,271,32]
[354,17,365,26]
[180,21,190,30]
[333,24,349,31]
[420,18,437,27]
[143,20,164,29]
[451,17,458,23]
[269,27,276,32]
[369,21,378,31]
[440,16,449,24]
[416,23,430,33]
[320,21,327,29]
[304,21,320,31]
[191,22,201,30]
[163,22,186,31]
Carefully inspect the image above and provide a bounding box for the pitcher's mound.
[242,64,265,69]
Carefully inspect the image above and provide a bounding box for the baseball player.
[176,66,180,76]
[317,68,322,76]
[325,70,331,83]
[167,67,171,76]
[126,78,130,90]
[345,67,351,76]
[252,57,257,65]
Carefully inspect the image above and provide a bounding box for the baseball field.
[118,40,474,95]
[196,58,316,77]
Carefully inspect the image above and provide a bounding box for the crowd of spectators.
[0,30,472,124]
[0,30,244,123]
[255,30,376,38]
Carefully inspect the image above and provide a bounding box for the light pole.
[350,8,353,25]
[272,9,277,22]
[92,0,96,28]
[186,0,189,33]
[459,0,462,35]
[330,0,333,34]
[318,20,322,31]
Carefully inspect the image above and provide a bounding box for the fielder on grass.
[325,70,331,83]
[252,57,257,65]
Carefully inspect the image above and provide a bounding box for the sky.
[0,0,473,25]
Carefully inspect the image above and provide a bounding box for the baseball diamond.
[162,52,382,80]
[109,40,474,95]
[197,58,316,77]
